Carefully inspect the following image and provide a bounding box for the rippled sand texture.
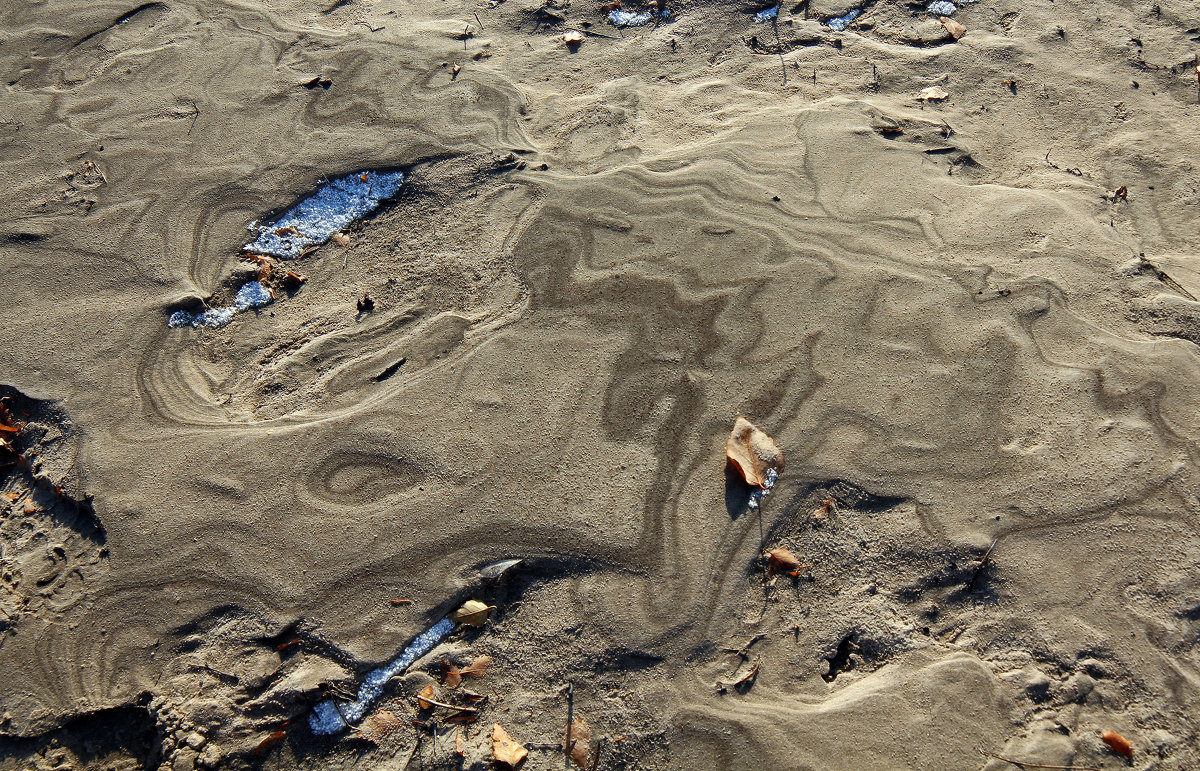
[2,0,1199,768]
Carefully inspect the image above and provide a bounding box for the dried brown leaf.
[456,726,465,757]
[939,16,965,40]
[763,547,804,577]
[355,710,404,744]
[417,684,437,710]
[492,723,528,767]
[563,717,592,768]
[254,730,285,756]
[725,417,783,488]
[445,653,491,687]
[443,662,463,688]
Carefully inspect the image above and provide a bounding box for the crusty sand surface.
[1,0,1199,768]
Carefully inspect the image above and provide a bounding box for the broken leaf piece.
[444,655,492,687]
[916,86,950,102]
[479,558,523,580]
[492,723,528,767]
[417,684,437,710]
[939,16,965,40]
[456,726,465,757]
[763,547,805,577]
[564,717,592,768]
[355,710,404,743]
[563,30,583,45]
[332,232,351,247]
[725,417,784,488]
[454,599,495,627]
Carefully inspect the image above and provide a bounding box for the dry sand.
[2,0,1200,768]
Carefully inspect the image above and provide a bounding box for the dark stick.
[564,681,574,769]
[967,538,999,592]
[474,11,484,30]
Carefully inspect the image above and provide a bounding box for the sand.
[1,0,1199,768]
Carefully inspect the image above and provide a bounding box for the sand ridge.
[2,0,1199,768]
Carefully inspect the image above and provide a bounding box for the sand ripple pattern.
[2,4,1199,765]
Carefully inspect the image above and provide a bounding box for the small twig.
[976,747,1101,771]
[564,681,574,770]
[390,598,413,605]
[723,633,768,657]
[967,538,999,591]
[771,15,787,85]
[474,11,484,29]
[589,736,606,771]
[416,696,478,714]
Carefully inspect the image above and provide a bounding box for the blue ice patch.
[608,8,670,26]
[754,5,779,23]
[167,281,274,329]
[245,169,405,259]
[309,616,456,735]
[827,8,861,30]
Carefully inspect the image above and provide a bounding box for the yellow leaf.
[454,600,495,627]
[492,723,528,767]
[725,417,784,488]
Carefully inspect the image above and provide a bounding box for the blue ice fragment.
[927,0,956,14]
[167,282,272,329]
[754,5,779,23]
[246,169,405,259]
[309,616,456,735]
[608,8,670,26]
[827,8,861,30]
[234,281,273,310]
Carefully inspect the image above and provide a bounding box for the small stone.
[916,86,950,102]
[186,732,206,750]
[173,748,198,771]
[196,745,222,769]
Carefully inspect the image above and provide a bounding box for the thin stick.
[967,538,999,591]
[564,681,574,770]
[976,747,1100,771]
[416,697,478,714]
[474,11,484,30]
[771,15,787,85]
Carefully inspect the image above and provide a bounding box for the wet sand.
[1,0,1199,768]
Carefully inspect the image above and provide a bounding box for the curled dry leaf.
[254,730,285,756]
[492,723,528,767]
[332,232,351,247]
[454,599,495,627]
[444,655,492,687]
[1101,730,1133,758]
[763,547,806,577]
[725,417,784,489]
[563,30,583,45]
[916,86,950,102]
[564,717,592,768]
[939,16,965,40]
[417,684,437,710]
